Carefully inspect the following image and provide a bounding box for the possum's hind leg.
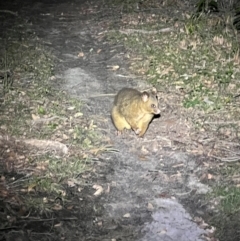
[111,106,131,135]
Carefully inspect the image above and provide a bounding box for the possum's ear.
[151,87,157,94]
[141,92,149,102]
[151,87,160,100]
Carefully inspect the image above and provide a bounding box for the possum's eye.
[151,104,156,108]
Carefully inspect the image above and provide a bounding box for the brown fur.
[111,88,160,137]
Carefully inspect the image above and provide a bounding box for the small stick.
[0,10,18,16]
[118,27,174,35]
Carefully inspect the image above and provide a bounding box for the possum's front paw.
[133,128,141,135]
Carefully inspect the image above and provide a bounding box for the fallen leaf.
[67,106,75,110]
[28,183,37,192]
[18,155,25,160]
[207,173,213,180]
[159,229,167,234]
[105,184,110,193]
[123,213,131,218]
[0,176,5,181]
[32,114,40,120]
[147,202,154,211]
[141,145,149,154]
[54,223,62,227]
[62,134,69,140]
[74,112,83,118]
[107,65,120,71]
[78,52,84,57]
[67,180,76,187]
[82,173,91,179]
[52,204,63,210]
[93,184,103,196]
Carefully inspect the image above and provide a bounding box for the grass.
[213,186,240,213]
[110,14,240,111]
[208,181,240,240]
[0,16,108,216]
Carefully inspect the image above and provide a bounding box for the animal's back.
[113,88,140,117]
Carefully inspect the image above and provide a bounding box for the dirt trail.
[2,0,212,240]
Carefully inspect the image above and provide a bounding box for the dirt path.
[1,0,213,240]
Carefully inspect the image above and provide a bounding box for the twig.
[204,121,240,124]
[0,10,18,16]
[218,140,240,147]
[31,116,66,125]
[89,93,116,98]
[211,155,240,162]
[175,189,193,196]
[118,27,174,35]
[20,216,77,221]
[217,147,240,155]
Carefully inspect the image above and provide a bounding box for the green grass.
[108,12,240,112]
[211,186,240,213]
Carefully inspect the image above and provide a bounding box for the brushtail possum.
[111,88,160,137]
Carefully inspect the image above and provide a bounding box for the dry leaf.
[203,162,210,167]
[28,183,37,192]
[36,162,47,170]
[78,52,84,57]
[82,173,91,179]
[107,65,120,71]
[67,106,75,110]
[105,184,110,193]
[159,229,167,234]
[74,112,83,118]
[0,185,8,197]
[52,204,63,210]
[147,202,154,211]
[68,129,74,133]
[123,213,131,218]
[32,114,40,120]
[97,49,102,54]
[54,223,62,227]
[93,184,103,196]
[141,145,149,154]
[67,180,76,187]
[0,176,5,181]
[18,155,25,160]
[207,173,213,180]
[62,134,69,140]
